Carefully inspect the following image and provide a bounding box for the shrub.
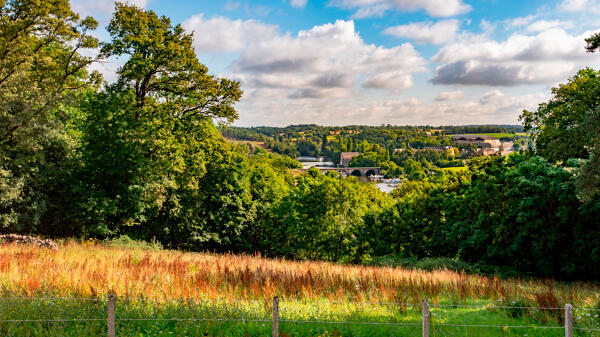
[103,235,162,250]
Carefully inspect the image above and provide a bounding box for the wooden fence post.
[422,299,430,337]
[273,296,279,337]
[107,294,116,337]
[565,304,573,337]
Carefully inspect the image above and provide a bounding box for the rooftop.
[340,152,360,159]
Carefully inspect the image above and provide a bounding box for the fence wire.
[0,296,598,336]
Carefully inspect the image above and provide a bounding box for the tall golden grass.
[1,241,598,307]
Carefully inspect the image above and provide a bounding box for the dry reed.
[1,242,598,307]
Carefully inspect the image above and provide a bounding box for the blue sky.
[73,0,600,126]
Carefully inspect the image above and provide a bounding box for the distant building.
[499,141,514,155]
[339,152,359,167]
[453,135,514,156]
[452,134,501,147]
[426,129,444,136]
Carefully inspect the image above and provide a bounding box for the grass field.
[224,137,273,152]
[0,242,598,336]
[441,166,468,172]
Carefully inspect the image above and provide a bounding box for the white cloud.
[290,0,308,8]
[435,90,464,101]
[383,20,459,45]
[479,19,495,33]
[479,89,504,104]
[234,89,547,126]
[431,28,599,86]
[71,0,148,17]
[558,0,590,11]
[328,0,471,18]
[526,20,572,33]
[182,14,278,54]
[504,15,537,28]
[231,20,427,97]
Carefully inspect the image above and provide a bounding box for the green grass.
[1,297,597,336]
[441,166,468,172]
[457,133,529,139]
[224,138,273,152]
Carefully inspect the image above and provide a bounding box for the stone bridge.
[300,167,381,177]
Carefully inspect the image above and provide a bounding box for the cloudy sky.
[74,0,600,126]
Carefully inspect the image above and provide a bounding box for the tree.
[321,134,328,154]
[451,155,599,278]
[0,0,101,233]
[585,33,600,53]
[73,4,246,242]
[296,139,318,157]
[102,3,241,123]
[520,68,600,199]
[266,170,391,262]
[521,68,599,162]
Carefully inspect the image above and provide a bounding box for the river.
[296,156,397,193]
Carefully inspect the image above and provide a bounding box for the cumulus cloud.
[182,14,278,54]
[479,89,504,104]
[71,0,148,17]
[526,20,572,33]
[231,20,427,97]
[383,20,459,45]
[328,0,471,18]
[435,90,464,101]
[290,0,308,8]
[431,28,598,86]
[234,88,546,126]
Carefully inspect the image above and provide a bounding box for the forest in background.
[220,124,531,178]
[1,0,599,280]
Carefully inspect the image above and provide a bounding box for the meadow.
[458,133,528,139]
[224,138,273,152]
[0,241,598,336]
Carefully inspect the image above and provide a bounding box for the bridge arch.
[365,169,377,177]
[350,169,362,177]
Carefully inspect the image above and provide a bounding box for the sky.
[73,0,600,127]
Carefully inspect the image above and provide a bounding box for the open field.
[0,242,598,336]
[458,133,529,139]
[224,137,273,152]
[441,166,469,172]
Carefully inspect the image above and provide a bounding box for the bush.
[366,255,522,278]
[103,235,162,250]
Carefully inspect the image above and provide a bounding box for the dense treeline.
[442,125,523,134]
[369,154,599,278]
[1,1,599,280]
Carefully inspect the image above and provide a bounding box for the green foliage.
[521,68,599,163]
[374,154,600,279]
[585,32,600,53]
[103,235,163,250]
[266,170,392,262]
[296,139,319,157]
[521,68,600,199]
[366,255,520,277]
[102,3,241,123]
[0,0,101,233]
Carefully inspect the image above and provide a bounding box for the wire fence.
[0,295,598,336]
